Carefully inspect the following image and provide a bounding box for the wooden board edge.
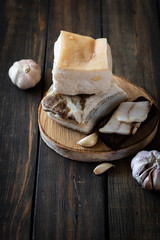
[113,75,158,106]
[38,115,158,162]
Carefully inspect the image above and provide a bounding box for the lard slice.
[52,31,113,95]
[115,101,152,123]
[99,111,141,135]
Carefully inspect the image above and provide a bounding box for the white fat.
[47,85,128,134]
[99,111,141,135]
[82,81,127,123]
[63,96,83,123]
[116,101,152,123]
[52,35,113,95]
[64,81,127,124]
[42,81,128,124]
[53,33,62,69]
[52,70,113,95]
[107,42,112,71]
[42,82,128,134]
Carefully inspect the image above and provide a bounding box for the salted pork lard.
[52,31,113,95]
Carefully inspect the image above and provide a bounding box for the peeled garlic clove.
[77,132,98,148]
[93,163,115,175]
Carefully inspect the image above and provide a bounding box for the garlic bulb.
[9,59,41,90]
[131,150,160,190]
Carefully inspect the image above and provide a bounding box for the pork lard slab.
[42,81,128,134]
[52,31,113,95]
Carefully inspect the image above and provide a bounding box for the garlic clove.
[142,174,153,190]
[77,132,98,148]
[152,169,160,190]
[138,166,149,184]
[93,163,115,175]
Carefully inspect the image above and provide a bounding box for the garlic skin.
[9,59,41,90]
[131,150,160,190]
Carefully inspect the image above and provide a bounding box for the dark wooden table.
[1,0,160,239]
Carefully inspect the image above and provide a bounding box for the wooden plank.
[102,0,160,239]
[32,0,107,239]
[0,0,48,239]
[32,146,106,240]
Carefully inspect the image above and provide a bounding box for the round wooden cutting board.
[38,75,159,162]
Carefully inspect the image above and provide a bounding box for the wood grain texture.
[38,75,159,161]
[32,0,107,240]
[1,0,160,240]
[102,0,160,239]
[0,0,48,239]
